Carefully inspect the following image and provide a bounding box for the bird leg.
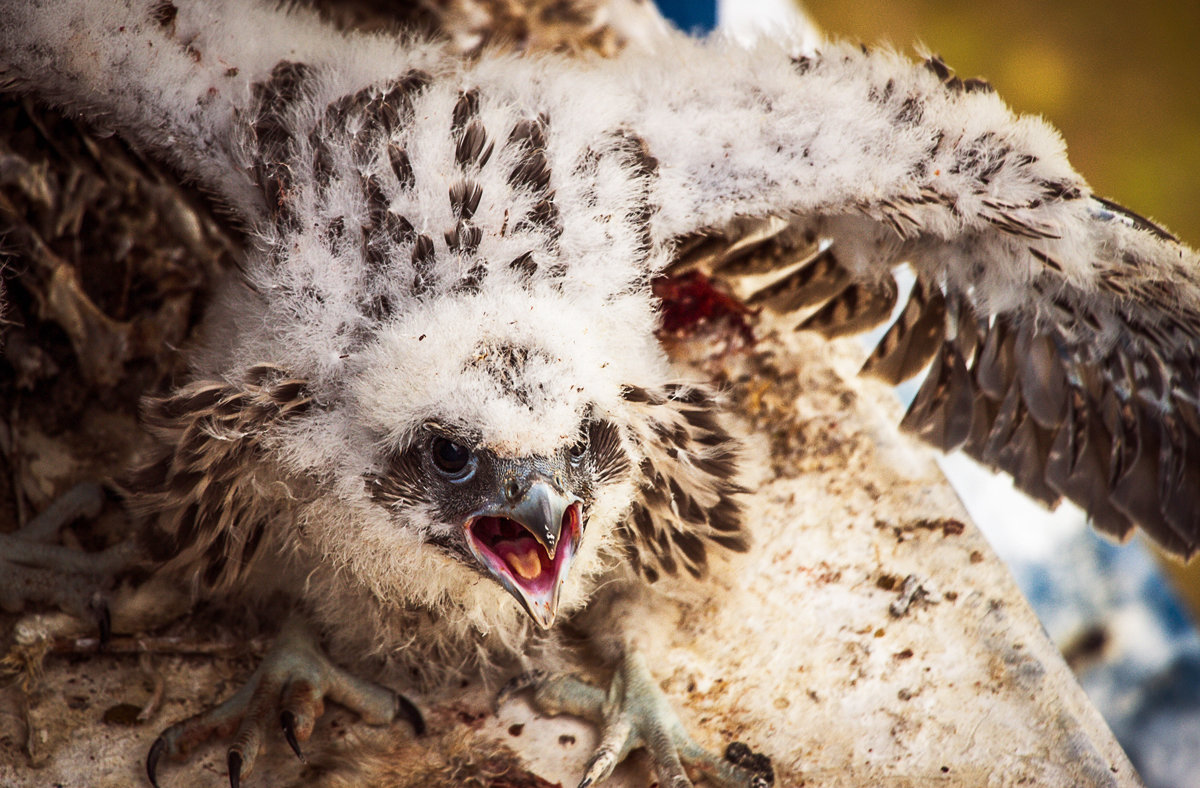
[501,651,773,788]
[146,615,424,788]
[0,482,138,639]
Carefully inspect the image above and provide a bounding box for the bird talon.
[579,748,617,788]
[227,748,243,788]
[509,652,771,788]
[145,736,167,788]
[280,710,305,762]
[145,617,417,785]
[393,690,426,735]
[90,593,112,647]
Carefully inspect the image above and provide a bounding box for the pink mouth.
[466,504,582,629]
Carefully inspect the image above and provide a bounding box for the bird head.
[368,418,631,629]
[352,291,653,628]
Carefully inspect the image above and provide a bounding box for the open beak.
[464,481,582,629]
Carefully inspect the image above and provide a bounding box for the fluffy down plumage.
[2,0,1198,688]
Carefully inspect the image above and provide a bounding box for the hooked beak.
[464,481,583,629]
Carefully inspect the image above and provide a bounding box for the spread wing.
[0,0,459,224]
[625,42,1200,557]
[5,1,1197,565]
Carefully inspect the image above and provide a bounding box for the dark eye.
[431,436,472,477]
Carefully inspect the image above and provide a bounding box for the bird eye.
[431,437,472,477]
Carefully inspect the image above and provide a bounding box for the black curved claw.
[227,749,242,788]
[96,597,112,648]
[394,692,426,736]
[146,736,166,788]
[280,710,305,762]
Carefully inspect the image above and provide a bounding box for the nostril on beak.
[503,479,523,502]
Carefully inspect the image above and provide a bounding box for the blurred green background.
[804,1,1200,247]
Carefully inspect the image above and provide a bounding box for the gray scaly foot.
[0,482,138,641]
[500,651,773,788]
[146,616,424,787]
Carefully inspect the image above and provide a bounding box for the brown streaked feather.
[899,340,974,453]
[667,217,808,279]
[1156,412,1200,546]
[997,405,1061,509]
[619,384,749,582]
[953,310,982,363]
[960,389,998,463]
[859,283,945,385]
[127,366,312,592]
[707,217,795,276]
[1107,398,1194,556]
[744,246,851,315]
[973,321,1016,401]
[975,380,1020,467]
[668,233,731,277]
[797,277,899,339]
[1043,389,1133,541]
[249,61,315,224]
[1015,325,1067,429]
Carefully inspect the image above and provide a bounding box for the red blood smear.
[652,271,756,348]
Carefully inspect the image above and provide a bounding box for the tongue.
[506,545,544,580]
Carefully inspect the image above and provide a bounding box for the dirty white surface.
[0,330,1142,787]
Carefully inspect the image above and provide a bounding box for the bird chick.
[2,1,1199,786]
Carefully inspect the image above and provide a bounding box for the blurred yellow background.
[804,0,1200,615]
[804,1,1200,247]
